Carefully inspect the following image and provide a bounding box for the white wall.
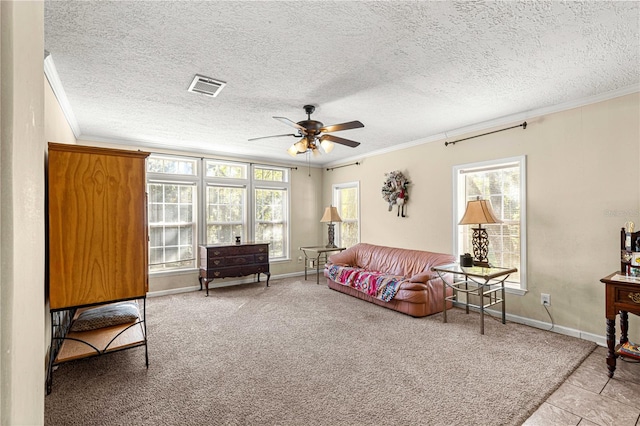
[0,2,45,424]
[323,93,640,341]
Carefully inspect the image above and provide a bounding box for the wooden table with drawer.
[601,272,640,377]
[199,243,270,296]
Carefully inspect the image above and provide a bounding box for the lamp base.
[326,223,337,248]
[471,226,490,266]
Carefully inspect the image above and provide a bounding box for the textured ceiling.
[44,1,639,166]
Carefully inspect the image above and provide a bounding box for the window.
[453,156,526,291]
[253,166,289,259]
[205,185,246,244]
[333,182,360,248]
[147,157,291,273]
[147,156,198,272]
[204,160,248,245]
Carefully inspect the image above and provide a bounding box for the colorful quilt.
[325,265,408,302]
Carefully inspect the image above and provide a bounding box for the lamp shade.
[459,199,501,225]
[320,206,342,223]
[320,139,334,153]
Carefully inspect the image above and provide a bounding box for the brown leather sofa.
[324,243,455,317]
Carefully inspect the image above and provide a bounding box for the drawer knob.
[629,293,640,304]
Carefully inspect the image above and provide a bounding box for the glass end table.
[432,263,517,334]
[300,246,346,284]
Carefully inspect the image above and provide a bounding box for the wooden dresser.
[199,243,270,295]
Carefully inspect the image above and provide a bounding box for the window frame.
[146,155,199,275]
[452,155,527,294]
[202,159,249,246]
[332,181,361,248]
[251,164,290,261]
[147,156,292,274]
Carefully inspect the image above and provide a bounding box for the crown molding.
[43,53,81,138]
[46,53,638,170]
[78,134,321,170]
[323,84,640,168]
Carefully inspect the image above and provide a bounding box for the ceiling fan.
[249,105,364,157]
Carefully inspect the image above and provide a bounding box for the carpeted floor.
[45,277,596,425]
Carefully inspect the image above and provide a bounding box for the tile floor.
[524,346,640,425]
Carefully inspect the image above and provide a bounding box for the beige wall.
[323,93,640,342]
[1,1,45,424]
[42,69,77,394]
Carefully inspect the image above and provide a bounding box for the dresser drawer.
[244,264,269,274]
[615,285,640,309]
[208,267,243,279]
[228,255,255,266]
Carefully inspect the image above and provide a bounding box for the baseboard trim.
[452,302,607,347]
[147,271,307,298]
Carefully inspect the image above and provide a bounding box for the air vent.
[187,74,226,97]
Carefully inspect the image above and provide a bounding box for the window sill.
[149,268,199,278]
[505,286,527,296]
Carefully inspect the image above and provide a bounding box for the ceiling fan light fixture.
[295,138,308,153]
[253,105,363,158]
[320,139,334,153]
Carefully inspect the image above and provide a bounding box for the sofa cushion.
[325,265,407,302]
[328,243,455,281]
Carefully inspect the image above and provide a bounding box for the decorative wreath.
[381,170,410,217]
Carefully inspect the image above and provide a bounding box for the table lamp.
[459,198,501,267]
[320,206,342,248]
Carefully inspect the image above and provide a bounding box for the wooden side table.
[601,272,640,378]
[300,246,345,284]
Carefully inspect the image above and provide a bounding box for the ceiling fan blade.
[248,133,298,141]
[319,120,364,133]
[319,134,361,148]
[273,116,306,132]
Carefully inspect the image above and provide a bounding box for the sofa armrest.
[409,271,436,283]
[328,249,357,266]
[400,281,429,291]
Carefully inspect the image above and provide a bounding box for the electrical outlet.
[541,293,550,306]
[297,256,303,263]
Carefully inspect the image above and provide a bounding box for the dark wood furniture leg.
[620,311,629,344]
[606,317,617,378]
[256,272,271,287]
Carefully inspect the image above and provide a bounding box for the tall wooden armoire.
[47,142,150,393]
[48,142,150,309]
